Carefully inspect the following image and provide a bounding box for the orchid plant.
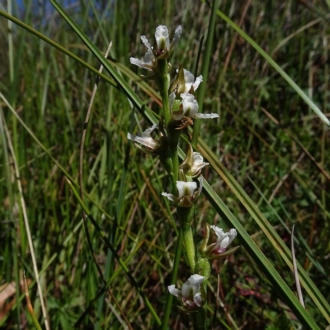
[128,25,238,329]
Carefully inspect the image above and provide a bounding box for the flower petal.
[181,93,199,118]
[209,226,237,254]
[142,124,158,137]
[127,133,158,150]
[210,226,226,239]
[182,274,204,300]
[171,25,183,49]
[191,152,208,176]
[192,75,203,91]
[227,228,238,245]
[155,25,170,50]
[194,113,219,119]
[161,192,177,203]
[194,292,203,307]
[140,35,152,51]
[130,57,154,71]
[168,285,181,298]
[183,69,203,93]
[176,181,197,199]
[188,274,205,285]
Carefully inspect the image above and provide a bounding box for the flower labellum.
[168,274,205,309]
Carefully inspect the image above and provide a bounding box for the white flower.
[180,145,208,177]
[162,177,203,207]
[172,93,219,121]
[181,93,199,118]
[127,124,161,154]
[155,25,182,52]
[171,67,203,96]
[130,25,182,70]
[168,274,205,309]
[191,153,208,173]
[181,93,219,119]
[130,50,155,71]
[208,227,237,254]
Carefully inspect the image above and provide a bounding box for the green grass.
[0,0,329,329]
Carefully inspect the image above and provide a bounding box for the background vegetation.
[0,0,329,329]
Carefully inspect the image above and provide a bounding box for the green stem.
[166,120,181,185]
[170,146,179,183]
[192,307,207,330]
[157,59,170,125]
[177,207,195,272]
[160,228,183,330]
